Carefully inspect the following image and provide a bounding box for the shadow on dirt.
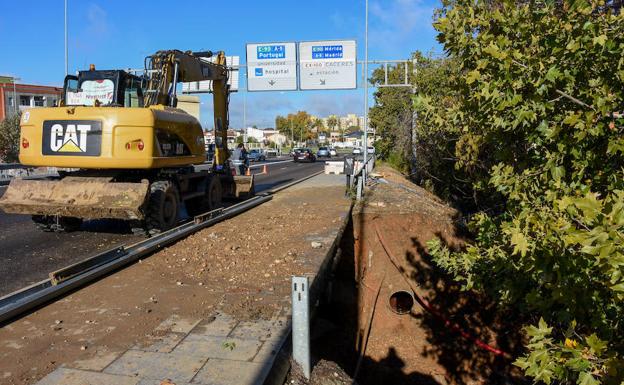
[309,217,445,385]
[403,230,528,385]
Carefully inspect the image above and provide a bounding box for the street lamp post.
[12,77,21,115]
[362,0,369,183]
[65,0,68,76]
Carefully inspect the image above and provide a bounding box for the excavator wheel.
[186,176,223,217]
[32,215,83,232]
[205,176,223,211]
[146,180,180,235]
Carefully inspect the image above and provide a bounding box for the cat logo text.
[42,120,102,156]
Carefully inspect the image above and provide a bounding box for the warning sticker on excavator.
[42,120,102,156]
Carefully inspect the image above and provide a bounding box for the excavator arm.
[144,50,230,167]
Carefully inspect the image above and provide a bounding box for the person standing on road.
[242,144,249,171]
[232,143,249,175]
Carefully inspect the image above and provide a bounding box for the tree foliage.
[0,113,21,163]
[275,111,316,142]
[420,1,624,383]
[369,61,414,173]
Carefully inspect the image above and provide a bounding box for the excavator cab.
[62,69,145,108]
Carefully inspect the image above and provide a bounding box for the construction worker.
[232,143,249,175]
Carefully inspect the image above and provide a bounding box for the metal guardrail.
[354,155,375,200]
[0,163,28,171]
[0,169,324,325]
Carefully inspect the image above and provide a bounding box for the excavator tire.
[205,176,223,211]
[32,215,54,232]
[146,180,180,235]
[32,215,83,232]
[186,176,223,217]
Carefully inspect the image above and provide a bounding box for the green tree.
[426,2,624,384]
[369,61,414,172]
[312,118,326,135]
[275,111,314,143]
[0,113,21,163]
[346,125,359,134]
[327,115,338,133]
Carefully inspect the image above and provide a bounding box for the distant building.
[204,129,240,145]
[316,113,364,132]
[245,127,266,142]
[0,77,62,121]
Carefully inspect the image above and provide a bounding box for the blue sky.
[0,0,442,128]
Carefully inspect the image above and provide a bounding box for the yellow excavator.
[0,50,253,234]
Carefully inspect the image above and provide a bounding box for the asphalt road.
[0,159,324,296]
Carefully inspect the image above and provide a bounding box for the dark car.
[248,149,266,162]
[293,148,316,163]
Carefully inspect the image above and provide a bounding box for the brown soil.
[287,359,353,385]
[311,165,526,385]
[0,182,351,385]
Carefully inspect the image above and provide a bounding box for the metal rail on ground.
[0,170,322,325]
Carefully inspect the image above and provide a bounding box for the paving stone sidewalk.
[37,312,288,385]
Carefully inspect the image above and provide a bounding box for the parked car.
[293,148,316,163]
[265,148,278,158]
[367,146,375,154]
[317,146,331,158]
[329,148,337,157]
[290,148,302,157]
[352,147,362,155]
[248,149,266,162]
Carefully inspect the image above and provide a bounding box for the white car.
[367,146,375,154]
[352,147,362,155]
[329,148,337,156]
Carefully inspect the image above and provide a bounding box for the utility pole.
[362,0,369,182]
[243,91,247,129]
[13,78,20,115]
[64,0,68,76]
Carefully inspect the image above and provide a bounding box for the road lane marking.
[249,159,293,169]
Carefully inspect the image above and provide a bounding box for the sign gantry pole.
[363,0,369,182]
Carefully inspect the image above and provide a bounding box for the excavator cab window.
[63,70,119,106]
[124,75,144,108]
[61,75,79,106]
[62,70,144,107]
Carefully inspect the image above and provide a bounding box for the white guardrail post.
[292,276,311,379]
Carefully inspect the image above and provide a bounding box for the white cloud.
[86,3,112,38]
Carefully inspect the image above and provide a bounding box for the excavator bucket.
[231,175,255,199]
[0,177,150,220]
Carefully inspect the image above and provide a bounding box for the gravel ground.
[0,161,323,296]
[0,174,349,385]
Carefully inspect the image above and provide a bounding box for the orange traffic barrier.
[245,167,251,176]
[262,164,268,174]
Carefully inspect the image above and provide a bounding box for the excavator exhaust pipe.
[0,177,150,220]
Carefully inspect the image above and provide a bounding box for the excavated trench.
[287,165,529,385]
